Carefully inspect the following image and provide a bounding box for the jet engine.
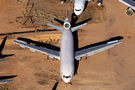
[125,8,134,17]
[63,22,71,29]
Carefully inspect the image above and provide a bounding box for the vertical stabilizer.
[66,2,68,18]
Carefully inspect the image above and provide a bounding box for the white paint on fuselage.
[74,0,85,16]
[60,28,74,83]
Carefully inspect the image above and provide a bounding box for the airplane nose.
[62,78,72,83]
[74,10,82,16]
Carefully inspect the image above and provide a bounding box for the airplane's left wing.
[75,40,121,60]
[13,40,60,60]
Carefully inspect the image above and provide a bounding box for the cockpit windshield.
[75,9,81,11]
[63,75,71,78]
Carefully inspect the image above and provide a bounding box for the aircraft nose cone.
[74,11,82,16]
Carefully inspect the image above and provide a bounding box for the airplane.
[118,0,135,17]
[0,36,13,84]
[13,3,121,85]
[73,0,102,16]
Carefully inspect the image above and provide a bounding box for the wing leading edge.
[75,40,121,60]
[13,40,60,60]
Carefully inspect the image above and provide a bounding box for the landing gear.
[67,82,72,86]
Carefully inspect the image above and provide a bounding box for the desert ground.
[0,0,135,90]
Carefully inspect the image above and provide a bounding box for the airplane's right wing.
[13,40,60,60]
[75,40,121,60]
[0,80,12,84]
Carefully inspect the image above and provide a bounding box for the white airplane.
[73,0,102,16]
[118,0,135,16]
[13,4,121,84]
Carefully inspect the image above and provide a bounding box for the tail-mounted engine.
[63,18,71,29]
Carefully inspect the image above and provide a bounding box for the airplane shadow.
[0,29,57,36]
[71,13,92,76]
[17,37,60,51]
[52,81,59,90]
[0,75,17,80]
[0,36,14,58]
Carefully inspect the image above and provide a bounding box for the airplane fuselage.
[74,0,86,16]
[60,28,74,83]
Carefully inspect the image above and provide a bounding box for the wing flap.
[75,40,121,60]
[13,40,60,60]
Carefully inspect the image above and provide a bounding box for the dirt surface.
[0,0,135,90]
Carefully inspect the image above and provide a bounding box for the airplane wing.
[75,40,121,60]
[118,0,135,10]
[0,59,7,62]
[0,80,12,84]
[13,40,60,60]
[47,23,64,32]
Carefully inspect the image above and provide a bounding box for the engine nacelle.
[97,0,102,6]
[125,8,134,17]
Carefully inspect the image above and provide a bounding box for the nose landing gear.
[67,82,72,86]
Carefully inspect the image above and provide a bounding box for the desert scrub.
[8,33,15,39]
[16,0,19,3]
[37,80,48,85]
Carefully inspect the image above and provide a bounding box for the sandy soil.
[0,0,135,90]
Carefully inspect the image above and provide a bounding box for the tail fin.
[66,2,68,18]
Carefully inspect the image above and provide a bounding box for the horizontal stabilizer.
[71,23,87,32]
[47,23,64,32]
[0,59,7,62]
[0,80,12,84]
